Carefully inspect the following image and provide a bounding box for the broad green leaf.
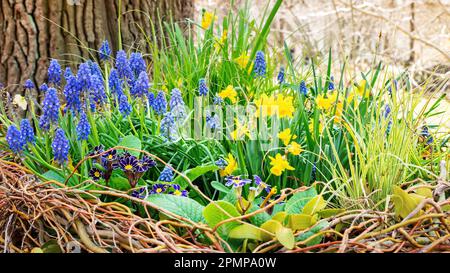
[392,186,423,219]
[288,213,318,230]
[285,187,317,214]
[42,170,66,183]
[260,219,283,241]
[318,208,345,218]
[302,195,327,215]
[211,181,231,194]
[415,187,433,198]
[297,220,329,246]
[118,135,141,157]
[173,165,219,188]
[203,201,240,238]
[146,194,205,223]
[247,204,271,227]
[272,211,287,223]
[109,175,130,191]
[228,224,264,241]
[275,227,295,250]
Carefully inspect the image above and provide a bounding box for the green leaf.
[272,211,287,223]
[297,220,329,246]
[318,208,345,218]
[392,186,423,219]
[118,135,142,157]
[275,227,295,250]
[146,194,205,223]
[109,175,130,191]
[42,170,66,183]
[285,187,317,214]
[247,204,271,227]
[260,219,283,241]
[302,195,327,215]
[288,213,318,230]
[211,181,231,194]
[203,201,240,238]
[173,165,219,188]
[229,224,264,241]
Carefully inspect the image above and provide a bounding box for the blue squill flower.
[130,71,150,98]
[39,87,60,130]
[24,79,34,90]
[108,69,123,96]
[6,125,25,154]
[169,88,185,119]
[153,91,167,116]
[118,94,131,117]
[76,111,91,141]
[300,81,307,95]
[52,128,70,165]
[48,59,62,86]
[129,52,146,78]
[328,76,335,90]
[158,165,174,182]
[99,40,112,61]
[115,50,133,80]
[160,111,177,141]
[40,83,49,93]
[64,75,81,114]
[277,67,285,84]
[77,62,92,91]
[20,119,35,144]
[198,78,208,96]
[253,51,266,77]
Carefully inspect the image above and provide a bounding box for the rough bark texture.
[0,0,193,96]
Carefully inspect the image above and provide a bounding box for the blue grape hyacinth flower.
[40,83,49,93]
[160,111,177,141]
[198,78,208,96]
[253,51,266,77]
[76,111,91,141]
[130,71,150,98]
[24,79,35,90]
[118,94,132,117]
[169,88,186,120]
[277,67,285,84]
[39,87,60,130]
[64,75,81,114]
[6,125,25,154]
[300,80,307,95]
[159,165,174,182]
[52,128,70,165]
[153,91,167,116]
[77,62,92,91]
[108,69,123,97]
[20,119,35,144]
[129,52,146,78]
[115,50,133,80]
[99,40,112,61]
[48,59,62,86]
[328,76,335,90]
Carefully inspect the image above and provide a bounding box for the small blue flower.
[40,83,49,93]
[311,162,317,182]
[277,67,285,84]
[151,184,167,194]
[129,52,146,78]
[20,119,35,144]
[130,71,150,98]
[198,78,208,96]
[160,111,177,141]
[169,88,185,119]
[213,95,223,105]
[118,94,132,117]
[215,158,227,169]
[131,187,148,199]
[108,69,123,97]
[24,79,35,90]
[159,165,174,182]
[76,111,91,141]
[225,176,252,188]
[253,51,266,77]
[64,75,81,114]
[153,91,167,116]
[170,184,188,197]
[89,61,103,81]
[115,50,133,80]
[64,67,73,79]
[39,88,60,130]
[206,114,220,130]
[77,62,92,91]
[328,76,335,90]
[88,73,107,108]
[300,81,307,95]
[420,126,434,145]
[99,40,112,61]
[254,175,271,193]
[52,128,70,165]
[6,125,25,154]
[384,104,391,118]
[48,59,62,86]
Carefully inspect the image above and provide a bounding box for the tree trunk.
[0,0,193,96]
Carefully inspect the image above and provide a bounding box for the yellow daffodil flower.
[278,128,297,146]
[234,53,250,69]
[269,153,295,176]
[287,141,303,156]
[354,79,370,98]
[201,11,217,29]
[219,153,237,177]
[218,85,237,103]
[316,94,333,111]
[214,30,227,51]
[276,95,295,118]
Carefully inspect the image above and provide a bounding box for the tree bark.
[0,0,193,96]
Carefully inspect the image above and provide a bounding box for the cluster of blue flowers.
[253,51,266,77]
[39,88,60,131]
[51,128,70,165]
[198,78,208,96]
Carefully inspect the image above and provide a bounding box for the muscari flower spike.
[88,73,107,108]
[6,125,25,154]
[99,40,112,61]
[64,75,82,114]
[159,165,174,182]
[129,52,146,78]
[48,59,62,86]
[52,128,70,165]
[130,71,150,98]
[225,175,252,188]
[77,62,92,91]
[328,76,335,90]
[24,79,35,90]
[206,114,220,130]
[89,168,103,181]
[170,184,188,197]
[160,111,177,141]
[76,111,91,141]
[198,78,208,96]
[300,81,307,95]
[151,184,167,194]
[64,67,73,79]
[118,94,132,117]
[39,87,60,130]
[420,126,434,145]
[108,69,123,97]
[40,83,49,93]
[169,88,186,120]
[253,51,266,77]
[20,119,35,144]
[115,50,133,80]
[213,95,223,105]
[277,67,285,84]
[153,91,167,116]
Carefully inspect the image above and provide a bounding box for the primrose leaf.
[203,201,240,239]
[275,227,295,250]
[272,211,287,223]
[302,195,327,215]
[228,224,264,241]
[392,186,423,219]
[211,181,231,194]
[297,220,329,246]
[318,208,345,218]
[118,135,141,157]
[146,194,205,223]
[247,203,271,227]
[285,187,317,214]
[109,175,130,191]
[288,213,318,230]
[173,165,219,188]
[260,219,283,241]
